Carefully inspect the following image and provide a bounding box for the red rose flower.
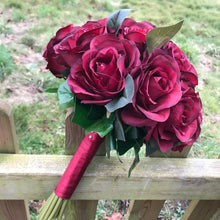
[172,111,202,152]
[118,18,155,55]
[67,34,140,105]
[121,49,182,127]
[43,19,107,77]
[163,41,198,90]
[145,87,202,152]
[43,24,74,77]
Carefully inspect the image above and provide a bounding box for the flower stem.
[39,192,67,220]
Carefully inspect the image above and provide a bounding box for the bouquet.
[39,9,202,220]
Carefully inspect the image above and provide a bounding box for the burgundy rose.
[163,41,198,90]
[43,19,107,77]
[121,49,182,127]
[43,24,74,77]
[118,18,155,54]
[172,110,202,152]
[67,34,140,105]
[145,88,202,152]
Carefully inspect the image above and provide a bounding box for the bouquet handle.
[39,131,104,220]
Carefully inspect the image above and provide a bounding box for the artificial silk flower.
[40,9,202,220]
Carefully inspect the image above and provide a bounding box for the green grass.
[13,101,66,155]
[0,19,13,34]
[120,0,220,55]
[0,44,16,81]
[0,0,220,219]
[12,9,26,21]
[6,0,23,9]
[159,200,187,220]
[37,5,60,18]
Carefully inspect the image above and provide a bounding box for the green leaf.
[57,80,75,110]
[72,99,114,138]
[87,105,106,121]
[128,139,143,177]
[116,140,132,156]
[115,125,146,155]
[124,126,146,140]
[145,137,160,156]
[44,88,58,93]
[85,112,116,138]
[105,74,134,112]
[72,99,106,129]
[106,131,116,152]
[107,9,132,35]
[145,20,184,54]
[72,99,97,129]
[117,138,143,156]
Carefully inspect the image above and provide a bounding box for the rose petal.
[121,104,156,127]
[152,82,182,112]
[137,105,170,122]
[173,119,198,142]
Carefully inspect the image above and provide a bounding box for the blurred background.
[0,0,219,219]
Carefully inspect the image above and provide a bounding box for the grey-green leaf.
[114,112,125,141]
[107,9,132,35]
[146,20,184,54]
[57,80,75,110]
[105,74,134,112]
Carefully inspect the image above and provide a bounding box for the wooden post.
[0,101,19,154]
[125,146,192,220]
[125,200,164,220]
[182,200,220,220]
[0,100,30,220]
[63,111,105,219]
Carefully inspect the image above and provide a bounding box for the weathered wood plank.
[125,146,192,220]
[0,100,30,220]
[0,154,220,200]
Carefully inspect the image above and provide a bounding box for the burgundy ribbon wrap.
[55,132,104,199]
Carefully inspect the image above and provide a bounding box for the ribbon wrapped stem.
[39,132,104,220]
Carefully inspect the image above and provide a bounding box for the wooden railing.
[0,100,220,220]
